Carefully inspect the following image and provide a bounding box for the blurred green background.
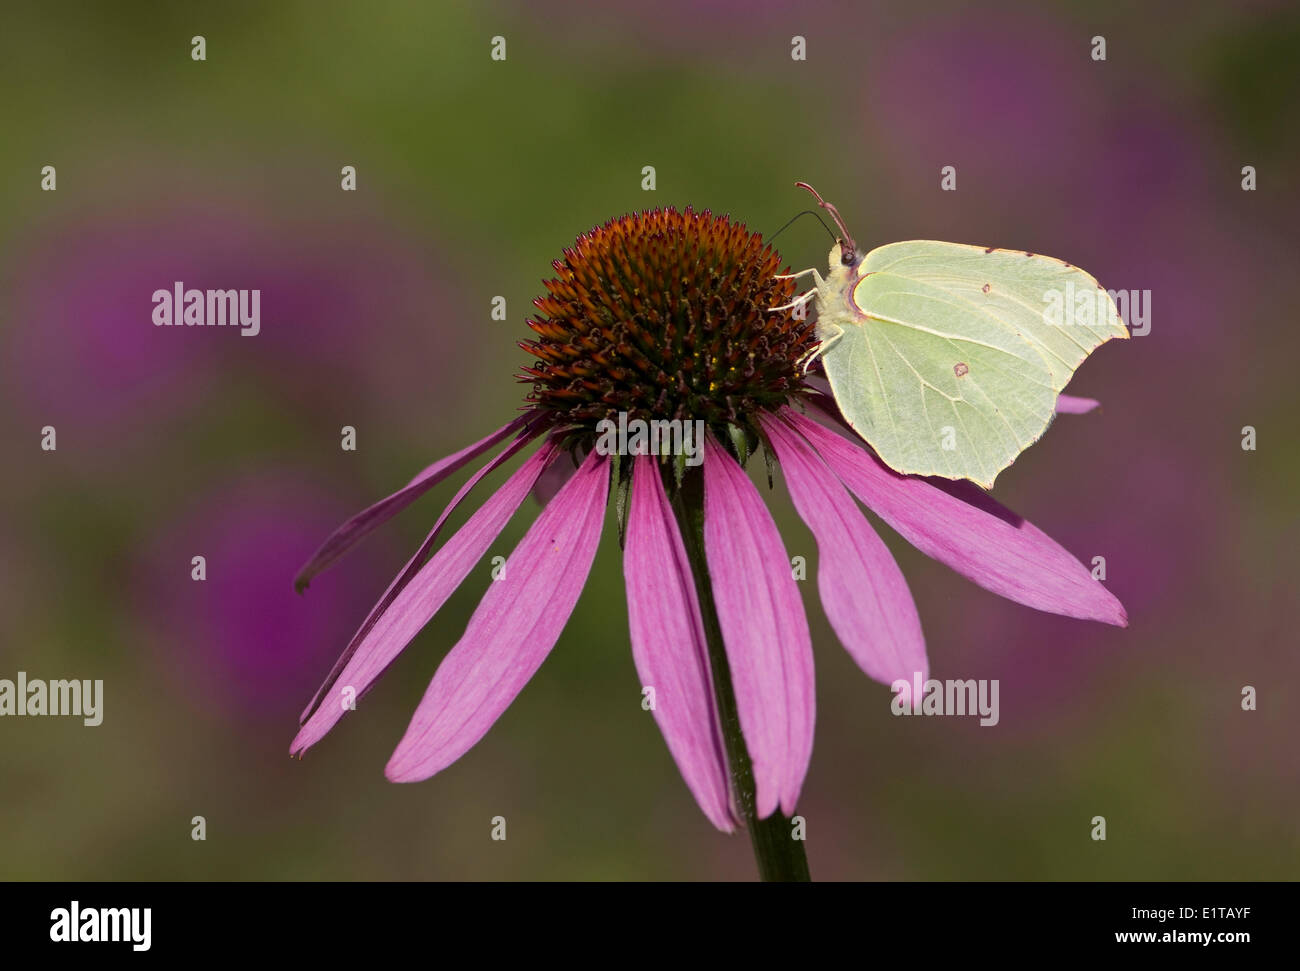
[1,0,1296,880]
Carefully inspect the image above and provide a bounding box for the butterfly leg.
[799,321,843,374]
[774,267,825,287]
[768,289,817,313]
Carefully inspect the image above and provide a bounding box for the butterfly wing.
[819,240,1128,489]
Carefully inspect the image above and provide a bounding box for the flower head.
[519,207,815,442]
[291,206,1125,831]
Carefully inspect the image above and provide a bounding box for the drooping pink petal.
[1056,394,1101,414]
[531,449,579,507]
[293,415,533,592]
[761,413,928,689]
[385,450,609,782]
[298,427,547,725]
[624,454,735,832]
[291,439,559,755]
[784,408,1127,627]
[702,434,814,818]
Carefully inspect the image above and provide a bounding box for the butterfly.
[784,183,1128,489]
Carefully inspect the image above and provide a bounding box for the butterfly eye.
[840,243,857,267]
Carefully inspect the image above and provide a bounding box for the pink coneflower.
[292,207,1125,879]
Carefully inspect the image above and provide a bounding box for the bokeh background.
[2,0,1296,880]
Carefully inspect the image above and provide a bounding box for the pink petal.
[703,434,814,818]
[784,408,1127,627]
[624,454,735,832]
[294,415,532,592]
[291,439,559,755]
[761,413,928,688]
[531,450,579,507]
[385,450,609,782]
[1056,394,1101,414]
[297,428,547,726]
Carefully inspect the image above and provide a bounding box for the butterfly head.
[828,241,861,274]
[796,182,859,270]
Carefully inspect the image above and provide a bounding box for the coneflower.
[291,206,1125,880]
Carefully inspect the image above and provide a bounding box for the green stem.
[673,467,811,882]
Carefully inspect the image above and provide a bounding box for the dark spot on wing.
[981,283,990,294]
[953,362,969,377]
[1024,251,1034,258]
[984,246,995,254]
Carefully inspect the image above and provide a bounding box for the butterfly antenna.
[766,209,837,247]
[795,182,857,263]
